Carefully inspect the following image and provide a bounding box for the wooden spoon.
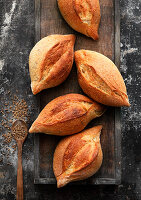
[11,120,28,200]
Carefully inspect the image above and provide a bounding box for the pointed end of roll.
[29,123,37,134]
[31,82,41,95]
[31,83,37,95]
[124,97,130,107]
[57,175,70,188]
[95,125,103,137]
[91,32,99,41]
[29,126,34,134]
[70,34,76,43]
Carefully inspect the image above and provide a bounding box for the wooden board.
[34,0,121,184]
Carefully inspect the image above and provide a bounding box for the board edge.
[114,0,121,185]
[34,178,120,185]
[34,0,41,182]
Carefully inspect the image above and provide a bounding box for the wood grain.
[114,0,121,184]
[34,0,121,184]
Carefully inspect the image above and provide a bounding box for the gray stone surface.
[0,0,141,199]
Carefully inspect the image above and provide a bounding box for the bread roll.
[58,0,100,40]
[29,94,105,136]
[75,50,130,107]
[29,34,75,95]
[53,125,103,188]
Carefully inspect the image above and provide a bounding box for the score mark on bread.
[29,94,106,136]
[74,0,93,25]
[29,34,75,95]
[53,125,103,188]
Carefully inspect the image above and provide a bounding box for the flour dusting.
[0,59,4,71]
[0,0,17,47]
[124,75,133,85]
[122,1,141,24]
[122,48,138,57]
[120,44,138,73]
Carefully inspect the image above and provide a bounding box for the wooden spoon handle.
[17,141,23,200]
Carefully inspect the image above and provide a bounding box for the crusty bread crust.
[29,34,75,95]
[75,50,130,107]
[58,0,100,40]
[53,125,103,188]
[29,94,106,135]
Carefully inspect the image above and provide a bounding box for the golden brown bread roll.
[75,50,130,107]
[53,125,103,188]
[29,34,76,95]
[29,94,106,136]
[58,0,100,40]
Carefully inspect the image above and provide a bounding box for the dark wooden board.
[34,0,121,185]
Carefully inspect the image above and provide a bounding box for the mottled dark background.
[0,0,141,199]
